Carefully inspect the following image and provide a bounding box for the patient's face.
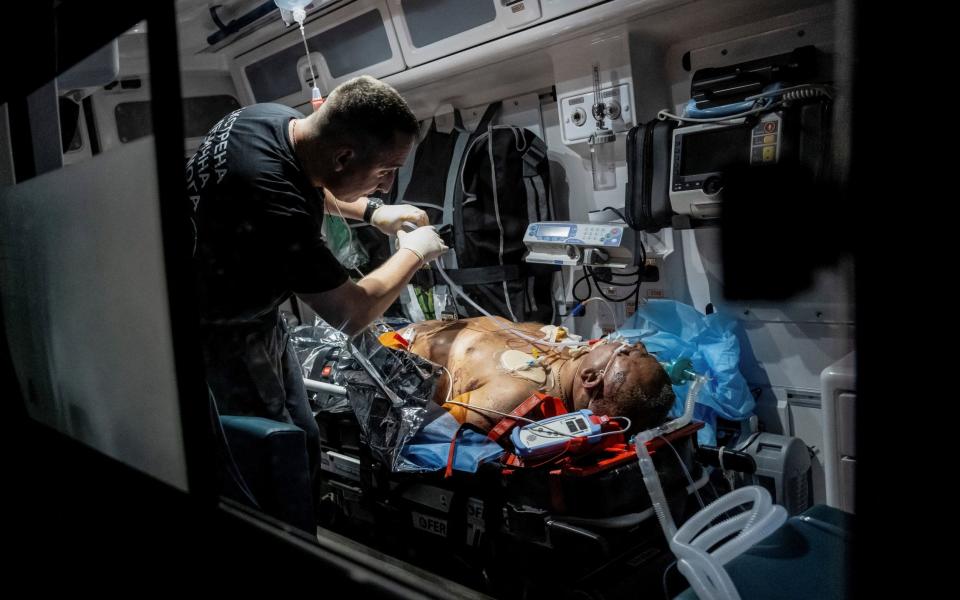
[602,349,667,399]
[574,342,669,420]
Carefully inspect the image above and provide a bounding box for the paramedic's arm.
[323,190,428,235]
[298,252,418,335]
[323,190,367,221]
[297,227,447,335]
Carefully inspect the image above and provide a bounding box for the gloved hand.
[371,203,429,235]
[397,226,448,264]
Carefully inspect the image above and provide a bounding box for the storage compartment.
[387,0,608,67]
[232,0,406,106]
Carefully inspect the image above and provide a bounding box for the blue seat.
[675,504,851,600]
[218,416,314,533]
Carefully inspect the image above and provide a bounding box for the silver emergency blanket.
[291,317,446,472]
[290,319,352,413]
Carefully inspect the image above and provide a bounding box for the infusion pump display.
[523,222,634,267]
[524,222,624,246]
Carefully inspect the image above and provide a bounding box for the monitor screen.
[680,124,752,176]
[538,225,572,238]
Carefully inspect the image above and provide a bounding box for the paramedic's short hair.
[311,75,419,160]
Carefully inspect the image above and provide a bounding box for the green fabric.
[414,286,435,320]
[325,215,368,270]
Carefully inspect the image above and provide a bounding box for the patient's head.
[572,341,675,433]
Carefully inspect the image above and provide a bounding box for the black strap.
[624,123,642,230]
[521,136,547,173]
[473,102,501,136]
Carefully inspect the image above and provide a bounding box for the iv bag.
[274,0,311,10]
[274,0,310,24]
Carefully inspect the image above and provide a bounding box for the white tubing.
[677,549,741,600]
[671,486,787,600]
[635,432,678,537]
[633,375,705,538]
[633,373,787,600]
[642,373,705,442]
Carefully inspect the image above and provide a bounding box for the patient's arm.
[450,374,539,430]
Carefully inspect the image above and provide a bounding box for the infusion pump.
[523,222,635,268]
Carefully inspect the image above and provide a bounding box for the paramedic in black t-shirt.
[186,75,447,473]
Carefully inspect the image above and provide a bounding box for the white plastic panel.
[820,352,855,511]
[232,0,406,107]
[387,0,607,67]
[736,321,853,392]
[56,39,120,91]
[0,137,189,492]
[558,82,633,144]
[785,392,825,504]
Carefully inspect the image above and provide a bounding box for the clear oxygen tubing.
[670,485,787,600]
[634,373,787,600]
[634,373,705,538]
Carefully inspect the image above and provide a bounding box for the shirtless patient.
[401,317,675,434]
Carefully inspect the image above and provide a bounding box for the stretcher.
[301,332,712,599]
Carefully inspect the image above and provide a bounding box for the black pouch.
[625,118,677,233]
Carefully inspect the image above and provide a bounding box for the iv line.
[298,22,317,90]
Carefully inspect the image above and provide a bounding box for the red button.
[321,365,332,377]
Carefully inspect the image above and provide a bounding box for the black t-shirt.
[186,103,348,324]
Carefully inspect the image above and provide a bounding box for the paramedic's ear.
[333,147,355,172]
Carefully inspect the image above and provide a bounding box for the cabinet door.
[386,1,608,67]
[232,0,406,107]
[387,0,541,67]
